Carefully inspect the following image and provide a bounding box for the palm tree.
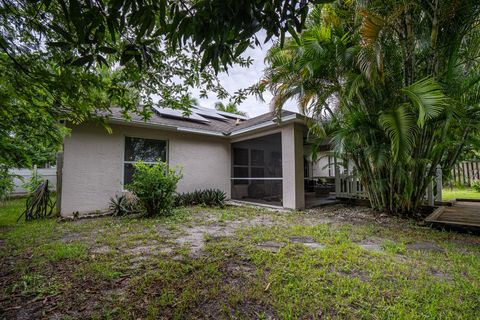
[261,1,480,215]
[214,102,247,116]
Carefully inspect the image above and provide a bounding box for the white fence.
[334,166,368,200]
[10,167,57,195]
[335,165,443,205]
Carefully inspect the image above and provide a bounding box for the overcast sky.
[190,39,298,118]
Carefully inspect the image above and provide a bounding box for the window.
[124,137,167,185]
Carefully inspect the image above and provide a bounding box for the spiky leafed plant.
[260,1,480,215]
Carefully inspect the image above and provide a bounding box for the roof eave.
[107,117,226,137]
[229,113,305,137]
[107,112,305,138]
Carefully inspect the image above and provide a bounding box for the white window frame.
[122,136,169,187]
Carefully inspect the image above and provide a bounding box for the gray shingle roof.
[105,107,301,136]
[230,110,297,133]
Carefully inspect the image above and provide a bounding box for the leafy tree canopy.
[0,0,319,167]
[260,0,480,215]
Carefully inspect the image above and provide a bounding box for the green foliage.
[127,161,182,216]
[36,242,87,262]
[175,189,226,207]
[381,240,406,255]
[261,1,480,215]
[10,274,63,299]
[0,167,14,202]
[0,0,315,170]
[214,102,247,116]
[379,106,417,162]
[1,199,480,318]
[401,77,447,128]
[472,180,480,192]
[1,0,310,73]
[76,261,123,281]
[22,168,45,193]
[108,193,141,216]
[442,188,480,201]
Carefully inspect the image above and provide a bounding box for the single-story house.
[58,106,337,217]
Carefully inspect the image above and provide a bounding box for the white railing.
[427,165,443,205]
[335,170,368,199]
[335,164,443,205]
[334,160,368,199]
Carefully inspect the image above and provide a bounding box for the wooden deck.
[426,200,480,229]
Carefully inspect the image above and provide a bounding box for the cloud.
[190,39,298,117]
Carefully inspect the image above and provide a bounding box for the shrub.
[175,189,226,207]
[127,161,182,216]
[108,192,140,216]
[472,180,480,192]
[0,168,14,203]
[22,168,45,193]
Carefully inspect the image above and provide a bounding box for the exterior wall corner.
[281,124,305,210]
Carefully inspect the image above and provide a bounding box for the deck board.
[426,201,480,228]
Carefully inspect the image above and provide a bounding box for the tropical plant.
[214,102,247,116]
[22,168,45,193]
[108,193,141,216]
[260,1,480,215]
[0,167,14,203]
[126,161,182,216]
[175,189,226,207]
[472,180,480,193]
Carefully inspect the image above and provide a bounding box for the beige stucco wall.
[61,123,231,216]
[282,124,305,209]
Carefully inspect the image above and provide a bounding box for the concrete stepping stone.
[289,236,315,243]
[257,241,285,253]
[289,236,325,249]
[359,243,383,252]
[90,245,112,254]
[407,241,445,253]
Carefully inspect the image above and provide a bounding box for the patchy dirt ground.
[1,201,479,319]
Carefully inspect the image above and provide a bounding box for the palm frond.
[379,105,417,162]
[402,77,447,127]
[357,45,379,82]
[359,10,385,44]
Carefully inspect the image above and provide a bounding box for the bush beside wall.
[127,161,182,216]
[175,189,226,207]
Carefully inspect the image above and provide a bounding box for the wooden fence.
[335,165,443,205]
[449,160,480,187]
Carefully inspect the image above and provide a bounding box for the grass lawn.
[442,188,480,201]
[1,199,479,319]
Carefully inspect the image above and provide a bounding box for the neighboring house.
[58,106,335,217]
